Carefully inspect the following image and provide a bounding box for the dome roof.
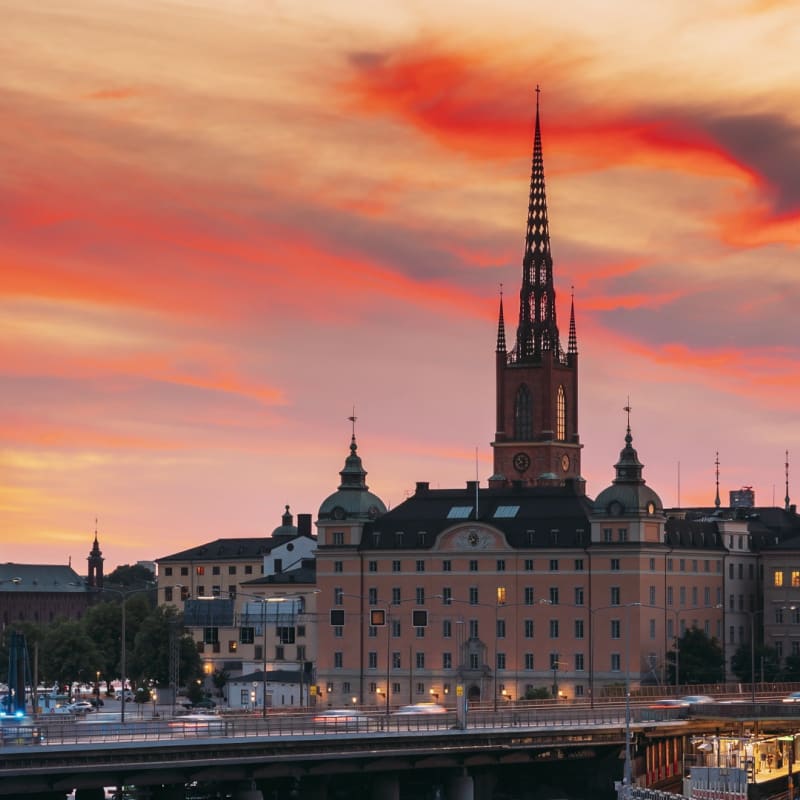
[318,436,387,522]
[271,505,298,538]
[593,423,663,516]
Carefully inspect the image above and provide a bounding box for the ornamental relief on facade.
[436,526,509,552]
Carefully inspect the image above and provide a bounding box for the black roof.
[157,537,276,563]
[241,562,316,587]
[358,482,594,550]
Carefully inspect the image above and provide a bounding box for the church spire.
[496,286,506,353]
[514,86,562,363]
[786,450,791,512]
[568,287,577,357]
[87,518,104,588]
[612,401,645,485]
[714,451,721,508]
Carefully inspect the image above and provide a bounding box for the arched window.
[514,385,533,440]
[556,385,566,441]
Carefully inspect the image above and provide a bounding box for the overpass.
[2,703,799,800]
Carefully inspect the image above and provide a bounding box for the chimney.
[297,514,312,537]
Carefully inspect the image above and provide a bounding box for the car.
[312,709,370,729]
[648,698,688,709]
[66,701,94,714]
[679,695,715,705]
[190,698,217,710]
[393,703,448,715]
[168,714,226,735]
[114,690,134,702]
[783,692,800,703]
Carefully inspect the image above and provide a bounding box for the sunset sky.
[2,1,799,571]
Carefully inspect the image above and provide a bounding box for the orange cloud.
[85,87,139,101]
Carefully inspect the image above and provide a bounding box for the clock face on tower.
[512,452,531,473]
[561,454,570,472]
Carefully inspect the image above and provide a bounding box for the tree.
[731,642,781,682]
[211,668,230,699]
[40,620,102,688]
[667,628,725,685]
[105,564,156,588]
[128,605,201,688]
[524,687,551,700]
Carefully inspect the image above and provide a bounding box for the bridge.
[3,703,800,800]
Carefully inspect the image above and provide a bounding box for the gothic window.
[556,385,566,441]
[514,385,533,440]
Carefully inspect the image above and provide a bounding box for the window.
[181,567,189,576]
[649,619,656,639]
[334,652,343,669]
[469,619,479,638]
[575,653,584,671]
[649,586,656,606]
[610,587,620,606]
[775,570,785,587]
[469,560,478,572]
[334,626,343,638]
[196,566,205,576]
[611,620,621,639]
[228,565,236,575]
[496,652,506,670]
[524,619,534,638]
[603,528,612,543]
[496,619,506,639]
[275,645,284,660]
[524,559,534,571]
[211,585,221,597]
[212,566,220,575]
[334,561,343,573]
[611,653,621,672]
[228,641,237,653]
[442,560,452,572]
[416,652,425,669]
[203,627,218,644]
[549,559,559,571]
[164,567,173,577]
[277,626,295,644]
[443,620,452,638]
[497,559,506,572]
[442,587,452,605]
[514,384,532,439]
[332,532,344,545]
[368,560,378,573]
[391,618,401,637]
[416,587,425,604]
[368,587,378,605]
[392,560,401,572]
[649,558,655,571]
[610,558,620,571]
[575,559,584,571]
[549,587,559,605]
[574,619,584,639]
[524,653,534,670]
[416,560,425,572]
[469,653,480,669]
[197,585,205,596]
[618,529,627,543]
[443,652,452,669]
[245,565,253,575]
[556,385,566,441]
[368,626,377,638]
[549,620,559,638]
[164,587,173,602]
[469,587,479,605]
[447,505,473,519]
[392,652,401,669]
[334,587,343,605]
[496,586,507,605]
[392,587,401,604]
[679,558,686,572]
[525,587,535,605]
[692,559,698,573]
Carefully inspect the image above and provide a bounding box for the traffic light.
[329,609,345,626]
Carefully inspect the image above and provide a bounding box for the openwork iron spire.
[496,286,507,353]
[714,452,721,508]
[514,87,562,363]
[568,287,577,356]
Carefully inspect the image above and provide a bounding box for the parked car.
[393,703,448,715]
[114,690,134,702]
[783,692,800,703]
[66,701,94,714]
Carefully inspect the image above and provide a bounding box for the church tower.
[87,523,104,588]
[491,89,581,488]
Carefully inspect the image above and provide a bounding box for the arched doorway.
[467,685,481,702]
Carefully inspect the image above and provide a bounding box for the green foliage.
[40,620,102,686]
[105,564,156,588]
[730,642,781,682]
[211,669,230,692]
[523,686,551,700]
[668,627,725,685]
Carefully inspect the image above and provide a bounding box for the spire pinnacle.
[786,450,791,511]
[613,402,644,485]
[568,286,577,356]
[514,87,563,364]
[496,284,507,353]
[714,451,721,508]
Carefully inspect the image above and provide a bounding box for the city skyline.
[2,1,798,570]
